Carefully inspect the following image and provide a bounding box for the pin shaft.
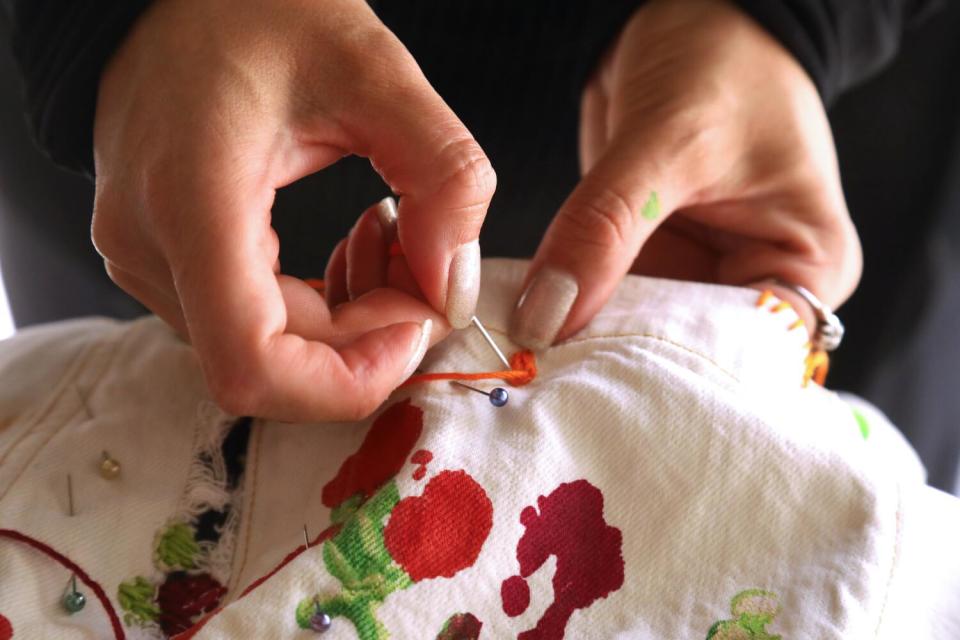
[470,316,511,369]
[303,524,310,549]
[451,380,487,396]
[66,474,75,517]
[450,381,509,407]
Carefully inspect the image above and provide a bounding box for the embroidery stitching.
[117,411,251,637]
[0,528,126,639]
[706,589,781,640]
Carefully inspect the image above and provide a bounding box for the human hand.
[510,0,861,349]
[92,0,495,421]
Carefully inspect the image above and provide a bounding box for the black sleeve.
[4,0,153,178]
[732,0,946,104]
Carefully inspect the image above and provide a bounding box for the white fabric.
[0,258,957,640]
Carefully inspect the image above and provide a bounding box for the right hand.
[92,0,495,422]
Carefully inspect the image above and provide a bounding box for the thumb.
[336,39,496,329]
[510,140,682,350]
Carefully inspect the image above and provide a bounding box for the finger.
[252,319,433,423]
[164,177,431,422]
[347,197,396,300]
[103,260,190,340]
[338,45,496,328]
[324,238,349,308]
[579,77,609,173]
[278,274,449,347]
[385,253,425,301]
[510,136,684,350]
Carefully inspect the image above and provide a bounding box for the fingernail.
[445,241,481,329]
[510,268,579,351]
[376,196,397,235]
[400,318,432,382]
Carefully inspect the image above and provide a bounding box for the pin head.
[62,589,86,614]
[309,608,332,633]
[100,451,121,479]
[489,387,509,407]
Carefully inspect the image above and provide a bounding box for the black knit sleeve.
[5,0,153,178]
[731,0,946,104]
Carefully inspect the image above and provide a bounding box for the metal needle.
[470,316,511,369]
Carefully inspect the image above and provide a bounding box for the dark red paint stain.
[502,480,624,640]
[0,614,11,640]
[322,399,423,508]
[411,449,433,480]
[157,572,226,636]
[384,470,493,581]
[436,612,483,640]
[174,525,342,639]
[501,575,530,617]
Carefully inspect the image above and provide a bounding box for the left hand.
[509,0,862,349]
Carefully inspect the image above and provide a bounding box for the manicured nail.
[445,241,481,329]
[510,268,579,351]
[376,196,398,235]
[400,318,432,382]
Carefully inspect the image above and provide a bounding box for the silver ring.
[773,281,844,352]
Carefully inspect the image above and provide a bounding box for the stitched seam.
[0,324,127,503]
[0,339,92,468]
[873,481,903,637]
[478,325,742,384]
[226,419,263,596]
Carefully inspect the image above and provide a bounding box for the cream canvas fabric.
[0,258,957,640]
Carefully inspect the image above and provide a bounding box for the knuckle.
[562,186,638,250]
[91,192,124,261]
[205,360,266,417]
[435,138,498,206]
[102,259,127,288]
[328,27,418,99]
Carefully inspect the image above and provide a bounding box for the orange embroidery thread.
[304,278,326,295]
[803,348,830,386]
[401,349,537,388]
[756,289,829,387]
[303,277,538,387]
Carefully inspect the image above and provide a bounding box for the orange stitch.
[755,290,773,307]
[770,301,792,313]
[401,349,537,388]
[803,349,830,387]
[788,318,805,331]
[304,278,326,294]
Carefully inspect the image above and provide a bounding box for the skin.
[516,0,861,342]
[95,0,861,421]
[336,0,862,343]
[92,0,494,422]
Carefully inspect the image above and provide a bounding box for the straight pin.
[62,474,86,613]
[67,474,75,517]
[450,381,509,407]
[470,316,511,370]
